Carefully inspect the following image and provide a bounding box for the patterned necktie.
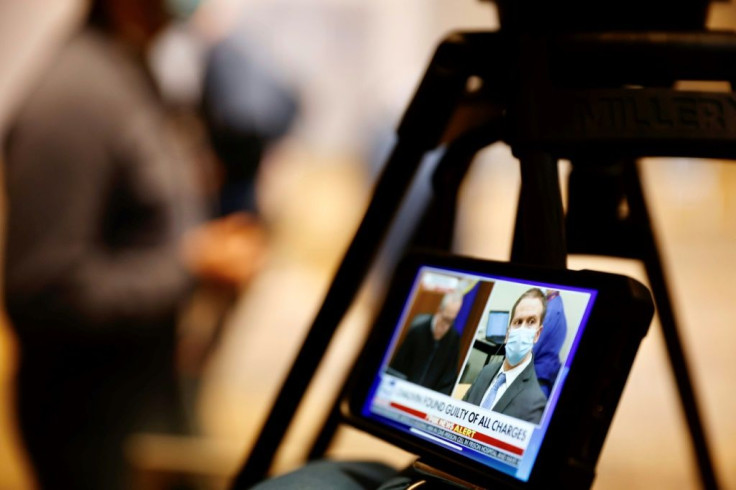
[480,372,506,410]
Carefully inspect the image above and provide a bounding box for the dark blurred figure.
[171,21,298,418]
[2,0,259,488]
[201,29,298,216]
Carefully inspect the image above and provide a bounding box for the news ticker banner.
[370,376,536,468]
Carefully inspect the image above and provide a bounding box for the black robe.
[389,314,460,395]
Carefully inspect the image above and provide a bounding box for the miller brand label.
[574,91,736,134]
[524,89,736,146]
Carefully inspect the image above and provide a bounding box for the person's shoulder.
[479,359,501,376]
[13,29,155,134]
[402,314,433,341]
[521,362,547,400]
[410,313,433,328]
[521,358,539,378]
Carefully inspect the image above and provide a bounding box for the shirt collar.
[500,353,532,387]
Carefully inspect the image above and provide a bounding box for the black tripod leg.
[566,159,638,258]
[511,150,567,268]
[307,124,503,461]
[623,160,720,490]
[230,32,494,489]
[410,123,504,251]
[231,148,440,490]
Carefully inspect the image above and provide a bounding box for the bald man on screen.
[389,293,463,395]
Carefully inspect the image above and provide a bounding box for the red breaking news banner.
[389,401,525,456]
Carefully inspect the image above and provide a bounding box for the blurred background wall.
[0,1,735,489]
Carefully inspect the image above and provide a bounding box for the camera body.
[493,0,710,32]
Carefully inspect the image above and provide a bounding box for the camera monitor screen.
[361,265,593,481]
[346,253,652,486]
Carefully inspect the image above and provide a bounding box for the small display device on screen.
[360,263,597,482]
[485,310,509,344]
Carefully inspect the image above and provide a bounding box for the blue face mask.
[505,326,536,366]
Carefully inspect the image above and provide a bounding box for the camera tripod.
[234,2,730,488]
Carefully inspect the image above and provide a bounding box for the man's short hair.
[511,288,547,324]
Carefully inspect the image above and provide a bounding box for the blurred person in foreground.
[2,0,263,488]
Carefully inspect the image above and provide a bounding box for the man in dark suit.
[389,292,463,395]
[463,288,548,424]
